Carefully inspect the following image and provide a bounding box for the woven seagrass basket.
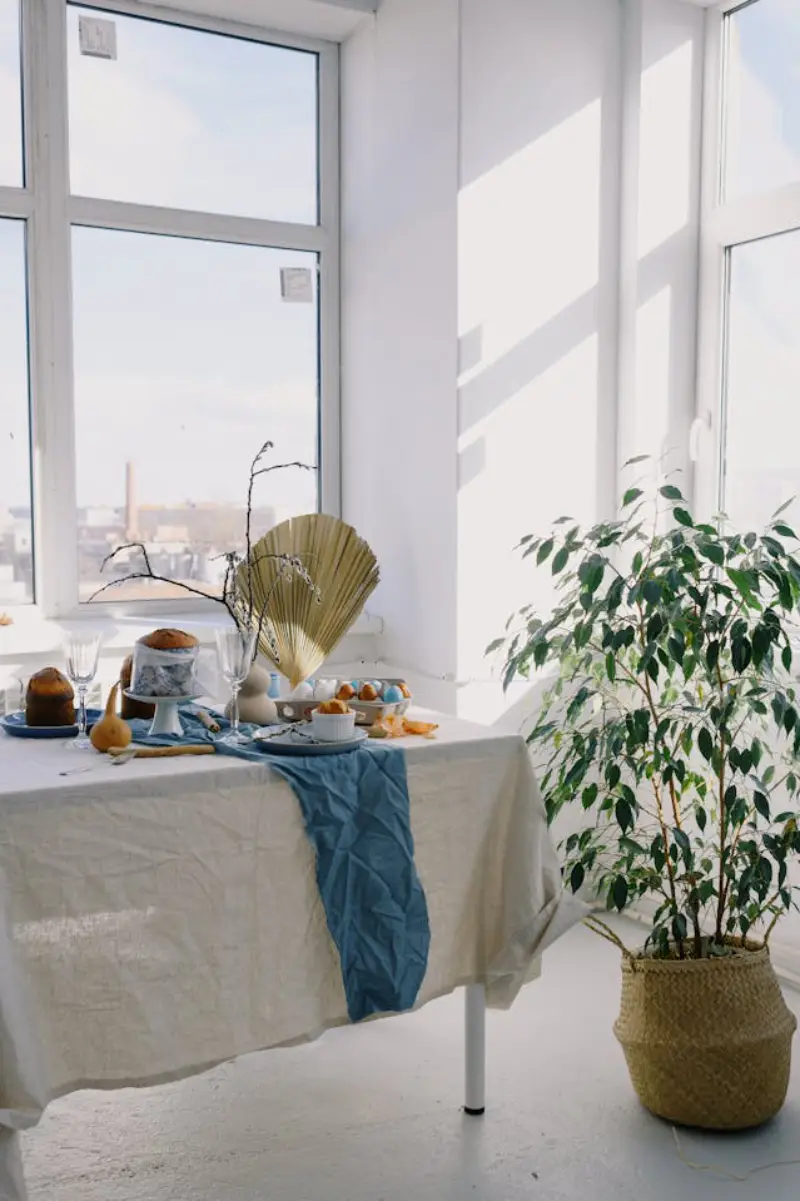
[614,942,796,1130]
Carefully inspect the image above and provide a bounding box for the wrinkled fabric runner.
[128,709,431,1021]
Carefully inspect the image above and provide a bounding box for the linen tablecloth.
[0,715,583,1199]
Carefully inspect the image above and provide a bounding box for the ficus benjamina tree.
[492,469,800,959]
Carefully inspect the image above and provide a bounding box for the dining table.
[0,711,583,1201]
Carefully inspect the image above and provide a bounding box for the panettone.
[25,667,75,727]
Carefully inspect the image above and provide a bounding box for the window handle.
[689,411,712,463]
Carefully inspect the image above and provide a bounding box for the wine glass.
[215,625,257,745]
[64,631,102,750]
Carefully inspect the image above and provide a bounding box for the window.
[0,219,33,605]
[697,0,800,527]
[0,0,338,617]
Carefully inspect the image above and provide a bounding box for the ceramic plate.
[0,709,103,739]
[252,725,369,756]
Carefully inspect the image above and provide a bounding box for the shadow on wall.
[456,0,704,727]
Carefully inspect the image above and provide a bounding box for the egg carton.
[277,679,412,726]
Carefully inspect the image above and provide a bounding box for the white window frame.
[694,0,800,519]
[0,0,340,626]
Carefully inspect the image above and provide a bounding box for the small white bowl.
[310,708,356,743]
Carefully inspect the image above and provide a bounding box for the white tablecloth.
[0,715,583,1199]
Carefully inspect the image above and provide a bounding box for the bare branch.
[100,541,155,576]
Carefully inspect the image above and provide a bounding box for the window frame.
[0,0,340,623]
[694,0,800,520]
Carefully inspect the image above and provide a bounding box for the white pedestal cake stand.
[124,692,202,738]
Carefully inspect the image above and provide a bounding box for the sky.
[721,0,800,528]
[0,0,320,529]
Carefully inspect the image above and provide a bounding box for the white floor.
[20,918,800,1201]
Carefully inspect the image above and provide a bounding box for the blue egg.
[383,684,404,704]
[350,680,361,690]
[370,680,384,695]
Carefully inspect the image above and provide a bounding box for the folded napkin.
[128,708,430,1022]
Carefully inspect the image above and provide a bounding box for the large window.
[0,0,338,615]
[698,0,800,527]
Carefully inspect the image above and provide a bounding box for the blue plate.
[0,709,103,739]
[252,726,370,756]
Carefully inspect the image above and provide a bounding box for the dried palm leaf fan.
[240,514,379,689]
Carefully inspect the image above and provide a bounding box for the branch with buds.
[89,442,320,665]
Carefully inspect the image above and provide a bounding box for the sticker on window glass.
[280,268,313,303]
[78,16,118,60]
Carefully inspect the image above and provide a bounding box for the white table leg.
[464,983,486,1115]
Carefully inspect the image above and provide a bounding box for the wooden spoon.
[109,744,216,763]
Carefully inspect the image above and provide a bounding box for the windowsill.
[0,607,383,662]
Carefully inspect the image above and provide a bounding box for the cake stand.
[124,692,202,738]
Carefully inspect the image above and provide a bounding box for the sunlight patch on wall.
[457,334,599,702]
[458,99,602,379]
[633,286,672,461]
[638,42,694,259]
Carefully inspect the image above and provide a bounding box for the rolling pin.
[108,745,216,759]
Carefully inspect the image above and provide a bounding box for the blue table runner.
[128,710,430,1022]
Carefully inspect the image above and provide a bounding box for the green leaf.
[642,580,661,605]
[581,783,598,810]
[673,828,691,853]
[622,487,644,507]
[673,507,694,528]
[607,764,621,789]
[731,637,752,674]
[668,634,685,665]
[698,728,713,761]
[647,612,664,641]
[615,799,633,833]
[624,455,650,467]
[754,792,770,820]
[612,876,629,911]
[696,806,707,832]
[783,644,793,672]
[660,485,683,501]
[699,541,725,566]
[672,914,688,945]
[536,538,554,565]
[551,547,569,575]
[706,641,720,672]
[605,652,616,684]
[774,524,797,539]
[569,863,585,893]
[485,638,505,655]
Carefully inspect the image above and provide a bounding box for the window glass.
[724,0,800,201]
[0,219,34,604]
[71,227,319,602]
[0,0,22,186]
[722,230,800,529]
[67,5,318,223]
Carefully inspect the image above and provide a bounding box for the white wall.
[457,0,623,724]
[341,0,460,713]
[342,0,624,719]
[342,0,707,723]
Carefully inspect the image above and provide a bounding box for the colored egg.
[337,683,356,701]
[383,684,404,704]
[359,683,379,701]
[290,682,314,700]
[370,680,384,695]
[398,682,412,698]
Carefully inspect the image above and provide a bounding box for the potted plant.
[492,472,799,1129]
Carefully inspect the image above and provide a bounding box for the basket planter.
[614,944,797,1130]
